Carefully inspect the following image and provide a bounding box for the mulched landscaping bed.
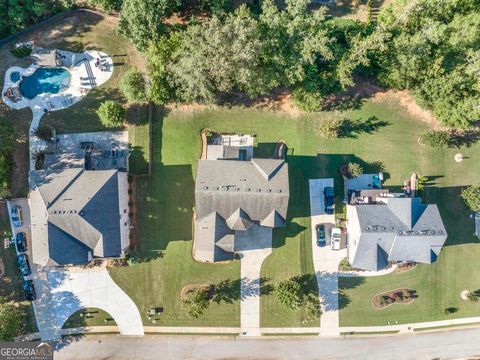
[372,288,417,309]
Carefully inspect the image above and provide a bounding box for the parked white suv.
[331,227,342,250]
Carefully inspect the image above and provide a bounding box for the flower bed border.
[371,288,416,309]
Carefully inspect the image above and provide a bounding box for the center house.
[193,133,290,262]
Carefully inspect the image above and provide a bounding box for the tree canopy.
[0,0,69,39]
[96,101,126,127]
[120,68,148,104]
[118,0,180,51]
[338,0,480,128]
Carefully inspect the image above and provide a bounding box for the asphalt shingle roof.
[350,197,447,271]
[194,158,289,262]
[31,169,124,265]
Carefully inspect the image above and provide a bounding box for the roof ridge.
[46,169,84,209]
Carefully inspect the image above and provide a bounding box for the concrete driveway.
[235,225,272,336]
[33,266,144,340]
[309,179,347,336]
[6,198,32,259]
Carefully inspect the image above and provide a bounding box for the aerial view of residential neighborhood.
[0,0,479,359]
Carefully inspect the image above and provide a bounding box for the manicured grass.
[63,308,116,328]
[109,113,241,327]
[334,112,480,326]
[109,95,480,329]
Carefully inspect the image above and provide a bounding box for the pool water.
[19,67,71,99]
[10,71,20,82]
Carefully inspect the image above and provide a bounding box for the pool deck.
[1,48,113,170]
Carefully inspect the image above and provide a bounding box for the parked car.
[323,187,335,214]
[316,224,326,246]
[23,279,36,301]
[11,205,22,227]
[15,232,27,253]
[17,254,31,276]
[331,227,342,250]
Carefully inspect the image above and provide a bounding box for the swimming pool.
[19,67,71,99]
[10,71,21,82]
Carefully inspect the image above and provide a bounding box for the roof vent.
[267,189,272,193]
[257,188,262,192]
[79,211,85,217]
[246,188,251,192]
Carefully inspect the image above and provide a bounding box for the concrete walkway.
[236,225,273,336]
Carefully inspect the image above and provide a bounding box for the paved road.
[54,329,480,360]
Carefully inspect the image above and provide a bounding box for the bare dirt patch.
[373,90,443,130]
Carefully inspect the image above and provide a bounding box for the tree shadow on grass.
[32,12,104,53]
[448,130,480,148]
[211,277,274,304]
[338,276,366,310]
[338,116,390,139]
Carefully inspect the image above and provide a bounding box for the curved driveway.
[33,267,144,339]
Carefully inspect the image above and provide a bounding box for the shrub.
[120,68,148,104]
[347,162,363,178]
[275,278,304,311]
[338,257,353,271]
[292,88,323,112]
[34,125,54,141]
[315,118,344,139]
[10,46,32,58]
[420,131,450,149]
[182,288,210,318]
[96,101,125,127]
[444,307,458,315]
[460,185,480,212]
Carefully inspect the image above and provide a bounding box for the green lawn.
[108,96,480,329]
[63,308,116,328]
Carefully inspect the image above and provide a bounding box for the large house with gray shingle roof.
[30,168,130,266]
[194,135,289,262]
[347,194,447,271]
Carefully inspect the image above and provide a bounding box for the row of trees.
[113,0,479,128]
[119,0,363,111]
